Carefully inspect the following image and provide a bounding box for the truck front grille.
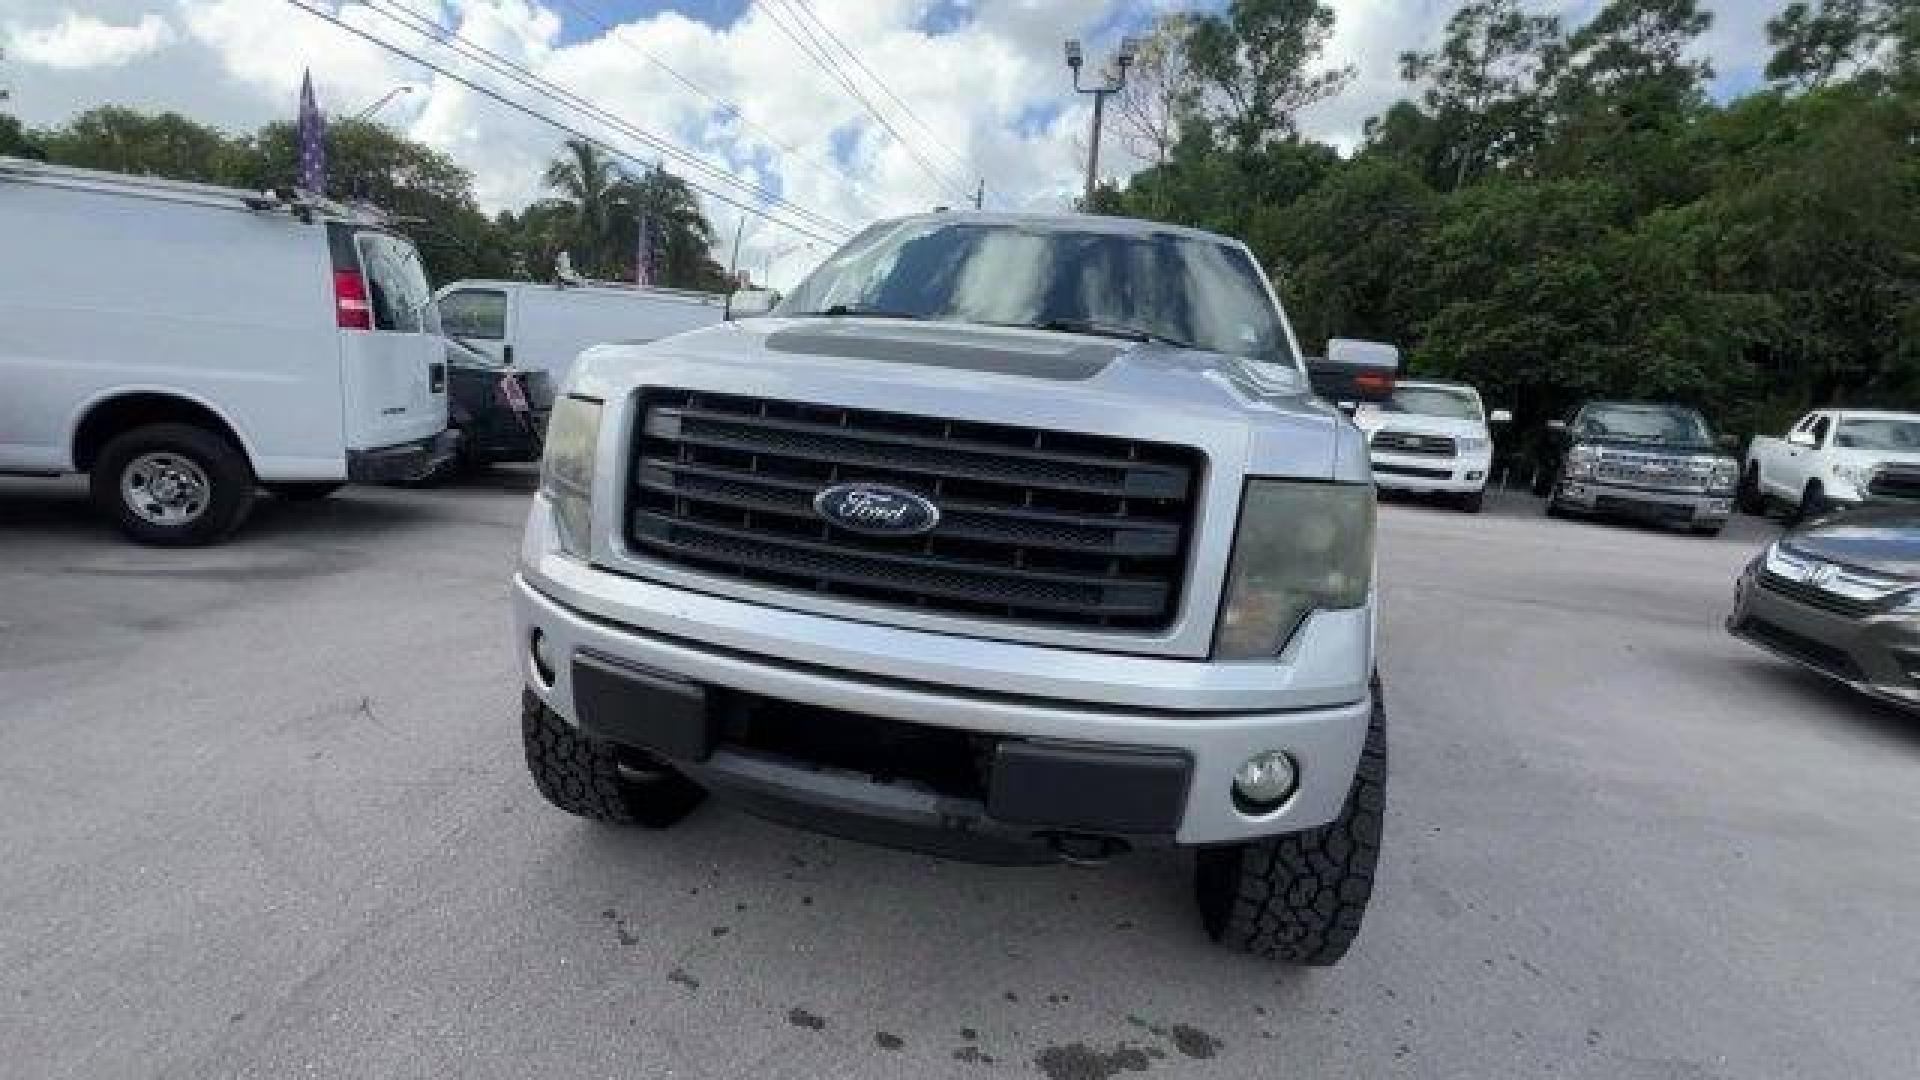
[627,388,1203,631]
[1594,454,1710,492]
[1370,430,1454,456]
[1869,467,1920,501]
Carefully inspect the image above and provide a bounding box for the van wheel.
[265,482,343,502]
[91,423,254,546]
[521,690,705,828]
[1194,678,1386,965]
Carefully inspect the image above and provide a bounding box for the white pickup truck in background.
[1740,409,1920,519]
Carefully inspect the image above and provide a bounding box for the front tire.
[91,423,254,546]
[1195,679,1386,965]
[521,690,705,827]
[1794,480,1828,524]
[1736,466,1764,515]
[1456,488,1485,514]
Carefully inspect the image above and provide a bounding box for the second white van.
[435,278,726,405]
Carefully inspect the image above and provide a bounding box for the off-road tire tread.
[1196,682,1386,965]
[520,690,703,827]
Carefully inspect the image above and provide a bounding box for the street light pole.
[351,84,414,123]
[1063,37,1137,208]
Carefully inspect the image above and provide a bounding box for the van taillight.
[334,271,372,330]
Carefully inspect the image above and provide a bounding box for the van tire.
[265,482,343,502]
[91,423,254,546]
[1194,678,1386,965]
[522,690,705,828]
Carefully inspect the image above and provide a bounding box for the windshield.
[776,218,1297,365]
[1574,404,1712,446]
[1835,418,1920,452]
[1381,385,1481,421]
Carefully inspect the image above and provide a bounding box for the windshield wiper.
[791,303,928,320]
[1004,318,1191,348]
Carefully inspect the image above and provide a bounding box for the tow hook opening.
[1042,832,1130,866]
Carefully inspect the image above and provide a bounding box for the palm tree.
[542,138,626,276]
[608,169,718,287]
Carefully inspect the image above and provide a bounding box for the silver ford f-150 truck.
[513,212,1393,963]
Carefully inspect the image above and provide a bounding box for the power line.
[278,0,849,246]
[545,0,886,215]
[757,0,973,204]
[366,0,851,237]
[785,0,975,181]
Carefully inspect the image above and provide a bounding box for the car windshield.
[1381,385,1480,421]
[1575,404,1711,445]
[1835,418,1920,451]
[776,217,1297,365]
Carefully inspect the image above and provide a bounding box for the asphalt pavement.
[4,474,1918,1079]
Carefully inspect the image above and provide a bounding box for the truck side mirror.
[1307,338,1399,404]
[1489,409,1512,425]
[726,288,780,320]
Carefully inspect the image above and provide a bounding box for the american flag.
[633,207,655,287]
[296,70,326,194]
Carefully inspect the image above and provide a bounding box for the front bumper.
[1556,478,1730,526]
[514,496,1373,848]
[1728,568,1920,709]
[1369,450,1489,493]
[346,429,460,484]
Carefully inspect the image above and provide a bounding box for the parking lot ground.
[4,475,1919,1079]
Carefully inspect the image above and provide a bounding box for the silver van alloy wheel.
[121,451,211,526]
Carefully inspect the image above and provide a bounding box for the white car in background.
[0,157,451,544]
[1741,409,1920,519]
[1353,379,1508,513]
[436,277,727,407]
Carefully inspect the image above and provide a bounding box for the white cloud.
[2,1,1790,286]
[5,11,176,70]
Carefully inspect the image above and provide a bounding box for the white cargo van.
[435,278,725,405]
[0,158,453,545]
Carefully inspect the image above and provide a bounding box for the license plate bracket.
[570,652,714,761]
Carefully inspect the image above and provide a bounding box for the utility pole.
[1063,37,1138,208]
[974,178,984,210]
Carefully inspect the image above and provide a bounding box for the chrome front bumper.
[515,495,1374,845]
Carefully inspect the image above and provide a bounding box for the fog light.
[530,627,558,687]
[1466,470,1484,482]
[1233,750,1297,813]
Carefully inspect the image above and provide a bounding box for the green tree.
[1398,0,1561,189]
[35,106,252,182]
[541,138,625,277]
[1187,0,1352,154]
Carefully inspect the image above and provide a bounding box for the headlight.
[1565,444,1598,479]
[1216,481,1375,660]
[1710,457,1739,490]
[1457,436,1491,456]
[540,395,602,558]
[1832,460,1873,488]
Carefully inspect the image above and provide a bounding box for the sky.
[1,1,1781,287]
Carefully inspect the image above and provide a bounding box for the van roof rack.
[0,155,396,227]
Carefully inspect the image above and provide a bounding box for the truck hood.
[1786,506,1920,579]
[1830,447,1920,472]
[570,317,1367,482]
[1352,409,1487,440]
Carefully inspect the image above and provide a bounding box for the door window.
[1809,415,1832,447]
[440,289,508,340]
[355,233,438,334]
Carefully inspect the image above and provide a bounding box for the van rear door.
[330,224,447,452]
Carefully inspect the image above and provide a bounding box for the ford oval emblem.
[813,482,941,536]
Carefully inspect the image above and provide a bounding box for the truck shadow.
[1744,658,1920,751]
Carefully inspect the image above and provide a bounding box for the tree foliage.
[19,107,725,291]
[1099,0,1920,440]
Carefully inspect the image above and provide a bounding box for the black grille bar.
[628,389,1203,631]
[1758,570,1881,620]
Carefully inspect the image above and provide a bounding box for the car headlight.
[1216,481,1375,659]
[1709,457,1739,491]
[540,395,601,558]
[1832,460,1873,489]
[1457,436,1491,456]
[1565,444,1598,479]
